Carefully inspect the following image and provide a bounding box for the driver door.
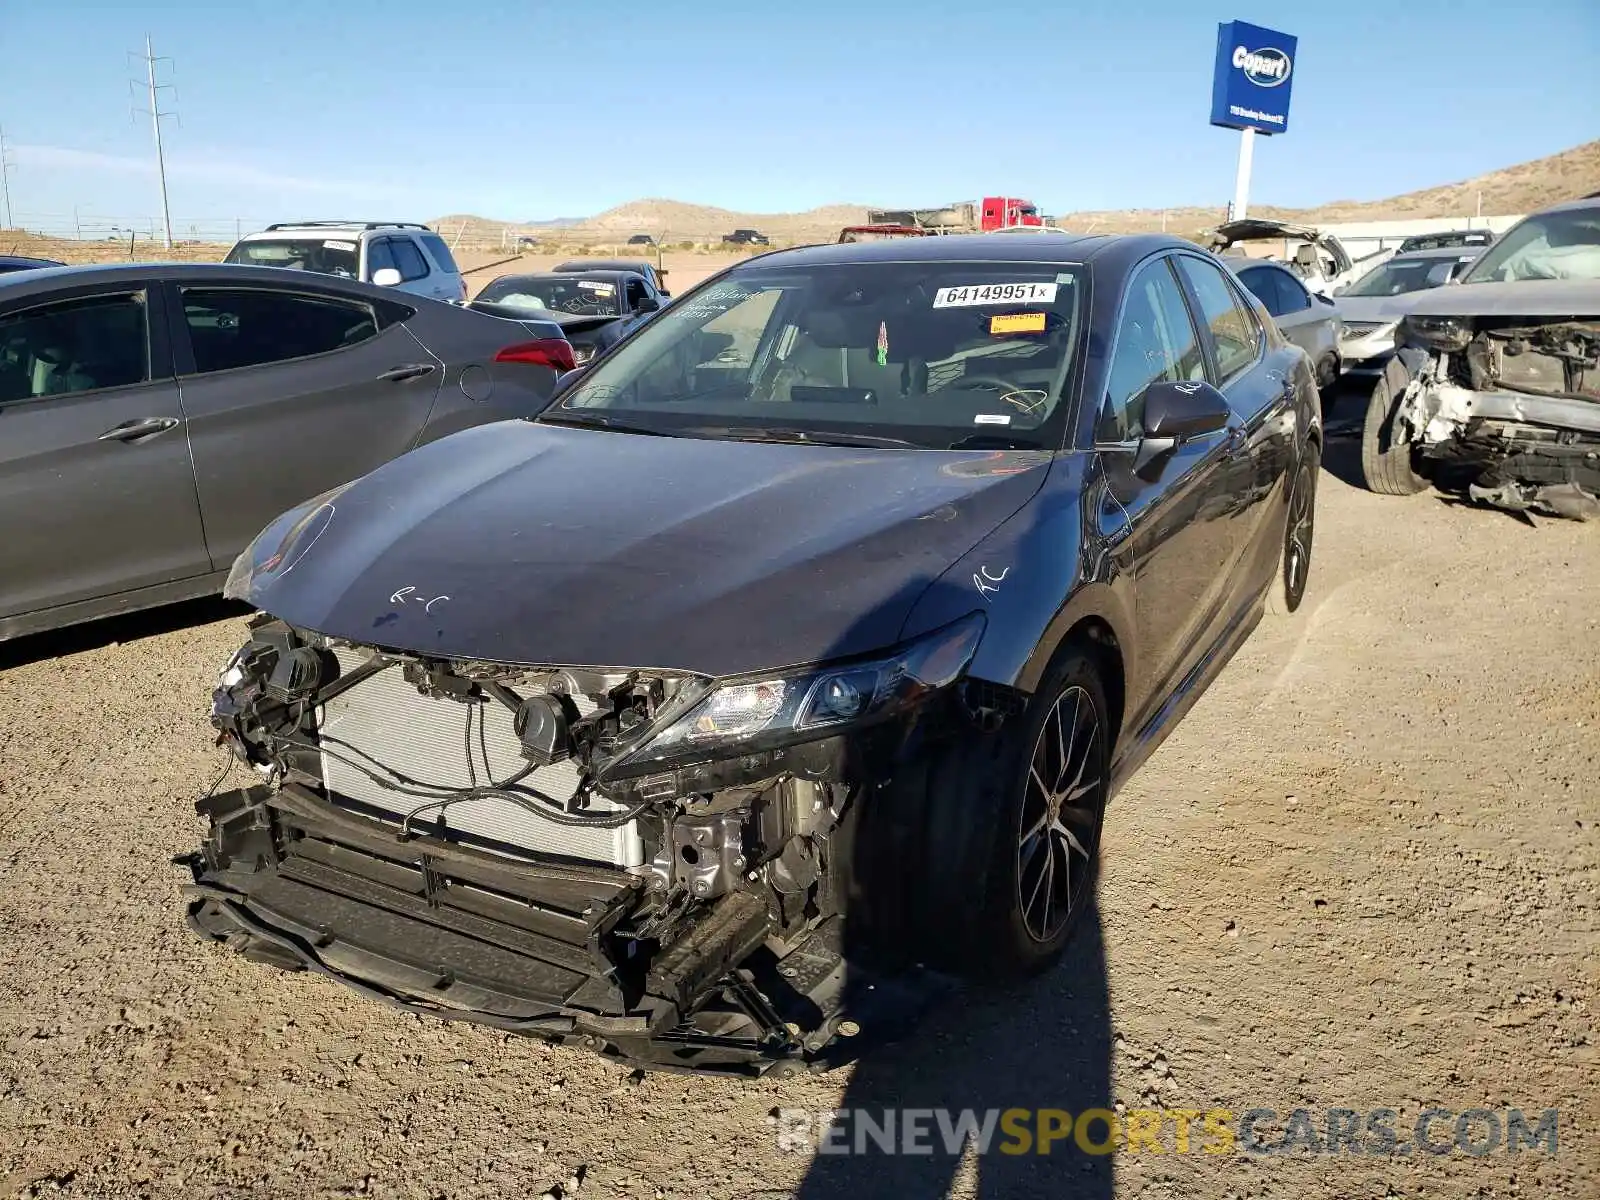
[1097,255,1243,723]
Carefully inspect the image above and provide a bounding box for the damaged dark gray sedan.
[180,233,1323,1076]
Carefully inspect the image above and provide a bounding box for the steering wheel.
[955,373,1045,414]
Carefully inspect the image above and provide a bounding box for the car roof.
[0,260,426,301]
[553,258,658,272]
[487,270,637,283]
[1527,195,1600,218]
[1385,246,1485,261]
[728,230,1177,273]
[234,224,436,243]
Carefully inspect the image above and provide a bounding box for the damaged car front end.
[184,601,984,1075]
[1360,197,1600,520]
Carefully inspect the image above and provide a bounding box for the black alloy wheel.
[1270,441,1319,615]
[1016,680,1106,944]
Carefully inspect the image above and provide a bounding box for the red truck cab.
[980,197,1043,231]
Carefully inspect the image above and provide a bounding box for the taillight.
[494,338,576,372]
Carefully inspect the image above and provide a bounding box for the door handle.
[97,416,178,443]
[377,363,437,382]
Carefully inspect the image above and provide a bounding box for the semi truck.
[865,196,1046,234]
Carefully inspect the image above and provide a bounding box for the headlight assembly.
[222,482,353,601]
[612,611,987,771]
[1399,314,1472,353]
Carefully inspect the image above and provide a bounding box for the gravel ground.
[1,427,1595,1200]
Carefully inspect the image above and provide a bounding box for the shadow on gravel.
[0,596,250,671]
[791,900,1113,1200]
[1317,422,1368,491]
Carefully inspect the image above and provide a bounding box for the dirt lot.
[1,425,1596,1200]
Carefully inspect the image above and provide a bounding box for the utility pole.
[129,36,177,249]
[0,126,15,230]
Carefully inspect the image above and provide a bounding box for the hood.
[1208,219,1334,250]
[1335,291,1435,324]
[235,420,1052,676]
[1400,278,1600,319]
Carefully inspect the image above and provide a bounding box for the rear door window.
[0,292,150,403]
[365,238,398,277]
[178,288,380,374]
[391,239,431,282]
[419,233,460,276]
[1174,255,1262,381]
[1236,267,1286,317]
[1270,266,1311,313]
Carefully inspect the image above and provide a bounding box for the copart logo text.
[1232,45,1292,87]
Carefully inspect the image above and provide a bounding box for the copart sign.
[1209,19,1298,135]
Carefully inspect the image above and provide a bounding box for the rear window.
[419,233,460,275]
[224,237,359,279]
[550,261,1086,450]
[478,275,622,317]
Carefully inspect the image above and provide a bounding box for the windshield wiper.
[688,425,923,449]
[537,412,679,437]
[946,433,1048,451]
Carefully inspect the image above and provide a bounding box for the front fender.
[898,454,1136,697]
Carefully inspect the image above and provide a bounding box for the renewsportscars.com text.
[773,1106,1561,1158]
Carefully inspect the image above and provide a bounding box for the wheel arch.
[1011,587,1133,757]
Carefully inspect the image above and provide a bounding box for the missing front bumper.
[177,784,944,1076]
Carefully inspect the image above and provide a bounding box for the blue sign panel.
[1209,20,1297,135]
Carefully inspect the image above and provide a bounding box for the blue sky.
[2,0,1596,233]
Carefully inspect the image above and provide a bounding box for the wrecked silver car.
[1360,196,1600,520]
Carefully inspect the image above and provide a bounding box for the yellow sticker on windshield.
[990,312,1047,335]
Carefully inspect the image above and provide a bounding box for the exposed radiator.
[316,651,644,868]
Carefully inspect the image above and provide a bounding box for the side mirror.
[1143,379,1231,440]
[1126,379,1232,475]
[371,267,402,288]
[634,294,660,313]
[553,366,589,394]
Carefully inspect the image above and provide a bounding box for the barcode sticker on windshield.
[934,282,1057,308]
[323,240,357,251]
[578,281,616,294]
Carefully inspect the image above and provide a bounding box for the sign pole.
[1232,126,1255,223]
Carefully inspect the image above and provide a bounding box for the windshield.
[1459,207,1600,283]
[476,275,622,316]
[224,237,359,278]
[1343,256,1461,297]
[542,261,1085,450]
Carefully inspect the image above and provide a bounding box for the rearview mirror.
[371,267,402,288]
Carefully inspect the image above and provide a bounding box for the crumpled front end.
[1394,316,1600,520]
[178,613,986,1075]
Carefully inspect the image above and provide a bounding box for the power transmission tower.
[0,126,15,230]
[129,35,177,249]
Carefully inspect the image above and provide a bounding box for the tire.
[1267,440,1319,615]
[1315,352,1339,393]
[880,649,1111,979]
[1361,358,1429,495]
